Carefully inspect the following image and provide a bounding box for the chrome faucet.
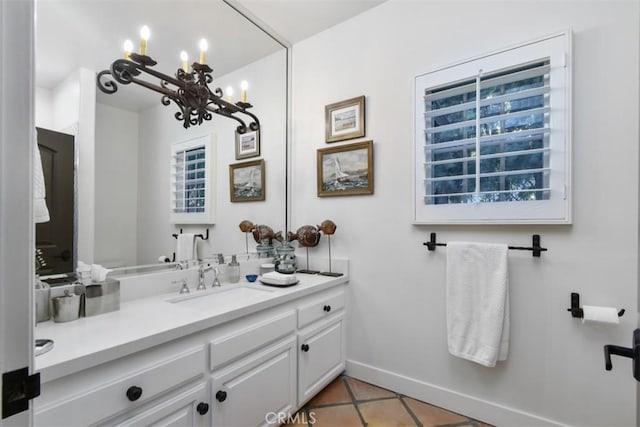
[212,267,221,287]
[198,263,213,291]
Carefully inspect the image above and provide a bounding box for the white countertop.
[35,273,348,382]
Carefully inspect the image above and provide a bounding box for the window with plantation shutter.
[170,134,216,224]
[414,32,571,224]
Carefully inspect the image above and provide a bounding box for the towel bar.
[172,228,209,241]
[423,232,547,257]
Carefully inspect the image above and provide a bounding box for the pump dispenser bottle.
[228,255,240,283]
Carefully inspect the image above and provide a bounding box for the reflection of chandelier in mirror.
[96,26,260,131]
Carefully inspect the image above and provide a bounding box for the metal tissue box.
[85,278,120,317]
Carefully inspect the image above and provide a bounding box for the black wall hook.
[567,292,625,318]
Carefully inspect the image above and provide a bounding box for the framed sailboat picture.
[229,159,265,202]
[317,141,374,197]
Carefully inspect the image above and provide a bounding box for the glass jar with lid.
[274,242,297,274]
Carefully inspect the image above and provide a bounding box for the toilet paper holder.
[567,292,625,318]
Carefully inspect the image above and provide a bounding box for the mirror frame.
[224,0,292,236]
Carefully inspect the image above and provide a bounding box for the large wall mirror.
[35,0,289,275]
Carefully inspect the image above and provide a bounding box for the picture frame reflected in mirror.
[235,129,260,160]
[229,159,266,202]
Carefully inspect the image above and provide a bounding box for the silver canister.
[85,278,120,317]
[52,290,81,323]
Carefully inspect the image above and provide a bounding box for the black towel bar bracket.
[423,232,547,257]
[567,292,625,318]
[172,228,209,241]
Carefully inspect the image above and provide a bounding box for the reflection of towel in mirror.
[446,242,509,367]
[34,134,50,223]
[176,233,197,261]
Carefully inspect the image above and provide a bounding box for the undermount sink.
[167,285,274,312]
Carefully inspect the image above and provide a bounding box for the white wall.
[35,86,53,129]
[291,1,639,426]
[94,103,139,267]
[136,49,287,264]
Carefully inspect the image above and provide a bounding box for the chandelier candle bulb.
[225,86,234,102]
[123,39,133,60]
[139,25,150,55]
[241,80,248,103]
[199,38,208,64]
[180,51,189,72]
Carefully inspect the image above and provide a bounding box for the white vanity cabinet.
[296,290,346,406]
[108,383,209,427]
[34,281,347,427]
[35,345,209,427]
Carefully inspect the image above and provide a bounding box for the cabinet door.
[298,315,346,406]
[211,337,297,427]
[109,383,209,427]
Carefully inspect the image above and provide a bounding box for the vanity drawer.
[297,290,345,328]
[209,310,296,371]
[35,346,205,426]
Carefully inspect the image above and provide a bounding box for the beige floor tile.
[308,404,363,427]
[358,399,417,426]
[308,377,352,406]
[403,397,468,427]
[345,377,395,401]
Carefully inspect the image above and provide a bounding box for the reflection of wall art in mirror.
[235,129,261,160]
[325,95,365,143]
[317,140,374,197]
[230,159,265,202]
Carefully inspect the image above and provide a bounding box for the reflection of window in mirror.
[170,134,216,225]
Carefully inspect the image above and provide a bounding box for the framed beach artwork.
[229,159,265,202]
[325,95,365,143]
[317,140,374,197]
[235,129,260,160]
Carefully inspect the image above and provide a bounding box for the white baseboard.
[345,359,567,427]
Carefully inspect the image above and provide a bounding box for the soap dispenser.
[228,255,240,283]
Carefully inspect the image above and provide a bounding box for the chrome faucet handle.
[174,279,190,294]
[212,267,221,287]
[197,263,212,291]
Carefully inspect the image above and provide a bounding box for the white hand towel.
[446,242,509,367]
[261,271,298,285]
[176,233,197,261]
[34,138,50,223]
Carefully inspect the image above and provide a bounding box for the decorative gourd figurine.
[318,219,342,277]
[294,225,321,247]
[252,224,274,243]
[293,225,321,274]
[238,220,255,253]
[239,220,254,233]
[317,219,337,235]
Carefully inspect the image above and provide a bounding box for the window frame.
[170,134,216,225]
[413,31,572,224]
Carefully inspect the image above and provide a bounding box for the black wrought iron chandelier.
[96,28,259,132]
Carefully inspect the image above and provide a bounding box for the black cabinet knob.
[215,390,227,402]
[323,305,331,312]
[301,344,310,352]
[196,402,209,415]
[126,386,143,402]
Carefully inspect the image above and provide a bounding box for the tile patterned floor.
[285,375,493,427]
